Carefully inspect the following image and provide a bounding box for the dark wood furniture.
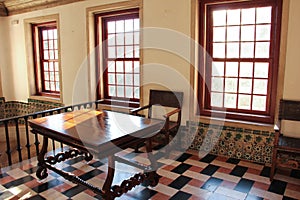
[270,99,300,180]
[29,109,164,199]
[131,89,183,152]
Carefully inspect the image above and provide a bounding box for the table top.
[29,109,164,156]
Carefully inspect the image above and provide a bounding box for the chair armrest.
[130,105,151,115]
[163,108,181,119]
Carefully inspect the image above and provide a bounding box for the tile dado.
[0,97,63,119]
[185,121,275,165]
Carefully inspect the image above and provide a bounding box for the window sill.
[29,95,62,104]
[198,115,274,131]
[97,99,139,113]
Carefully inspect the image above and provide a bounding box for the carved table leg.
[103,155,116,197]
[145,138,159,186]
[36,136,49,179]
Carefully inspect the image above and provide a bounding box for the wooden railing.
[0,100,105,167]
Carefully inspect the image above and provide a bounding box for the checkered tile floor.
[0,148,299,200]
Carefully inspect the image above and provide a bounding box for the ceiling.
[0,0,84,16]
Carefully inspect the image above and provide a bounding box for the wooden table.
[29,109,164,199]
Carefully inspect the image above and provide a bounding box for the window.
[198,0,282,123]
[32,22,60,97]
[95,9,140,107]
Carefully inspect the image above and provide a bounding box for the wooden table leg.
[36,136,49,179]
[145,138,159,186]
[103,155,116,196]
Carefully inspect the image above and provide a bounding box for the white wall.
[0,0,299,125]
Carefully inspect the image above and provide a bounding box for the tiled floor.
[0,148,299,200]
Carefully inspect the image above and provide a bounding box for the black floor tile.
[200,164,219,176]
[268,179,287,195]
[62,166,77,172]
[65,156,84,165]
[3,175,35,188]
[234,178,254,193]
[133,188,157,200]
[201,177,223,192]
[27,194,47,200]
[200,154,217,163]
[62,185,87,197]
[230,165,248,177]
[171,163,191,174]
[176,153,192,162]
[226,157,240,164]
[169,191,192,200]
[89,160,104,168]
[0,172,8,178]
[283,196,298,200]
[245,194,264,200]
[32,179,64,193]
[260,166,270,177]
[79,169,103,181]
[290,169,300,179]
[168,176,191,190]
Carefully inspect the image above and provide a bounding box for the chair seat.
[277,135,300,152]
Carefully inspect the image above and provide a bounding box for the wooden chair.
[130,89,183,152]
[270,99,300,180]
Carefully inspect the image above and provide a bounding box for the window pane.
[44,50,49,59]
[252,95,267,111]
[238,94,251,109]
[125,46,134,58]
[134,32,139,44]
[109,86,116,96]
[213,27,226,42]
[211,92,223,107]
[225,62,238,77]
[134,61,140,73]
[116,74,124,85]
[254,63,269,78]
[256,25,271,41]
[227,26,240,42]
[124,19,134,32]
[134,19,139,30]
[45,82,50,90]
[117,86,125,97]
[225,78,238,93]
[108,61,115,72]
[213,10,226,26]
[227,43,239,58]
[44,41,48,49]
[108,47,116,58]
[116,33,124,45]
[125,74,133,85]
[213,43,225,58]
[48,30,54,39]
[108,34,115,46]
[241,25,255,41]
[134,74,139,86]
[134,45,139,58]
[125,61,133,72]
[49,62,54,71]
[253,79,268,95]
[54,62,59,71]
[224,93,237,108]
[256,7,272,24]
[125,87,133,98]
[108,73,115,84]
[116,20,124,33]
[241,8,255,24]
[125,32,134,45]
[211,77,224,92]
[44,62,49,71]
[117,46,124,58]
[43,30,48,39]
[240,62,253,77]
[255,42,270,58]
[241,42,254,58]
[134,87,140,98]
[227,9,240,25]
[239,79,252,94]
[116,61,123,72]
[44,72,49,80]
[212,62,224,76]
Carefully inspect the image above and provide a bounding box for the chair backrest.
[279,100,300,121]
[149,90,183,108]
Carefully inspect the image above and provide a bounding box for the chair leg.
[270,147,278,181]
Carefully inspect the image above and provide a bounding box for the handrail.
[0,99,105,167]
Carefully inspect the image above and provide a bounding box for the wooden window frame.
[32,22,60,98]
[198,0,283,123]
[95,9,140,108]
